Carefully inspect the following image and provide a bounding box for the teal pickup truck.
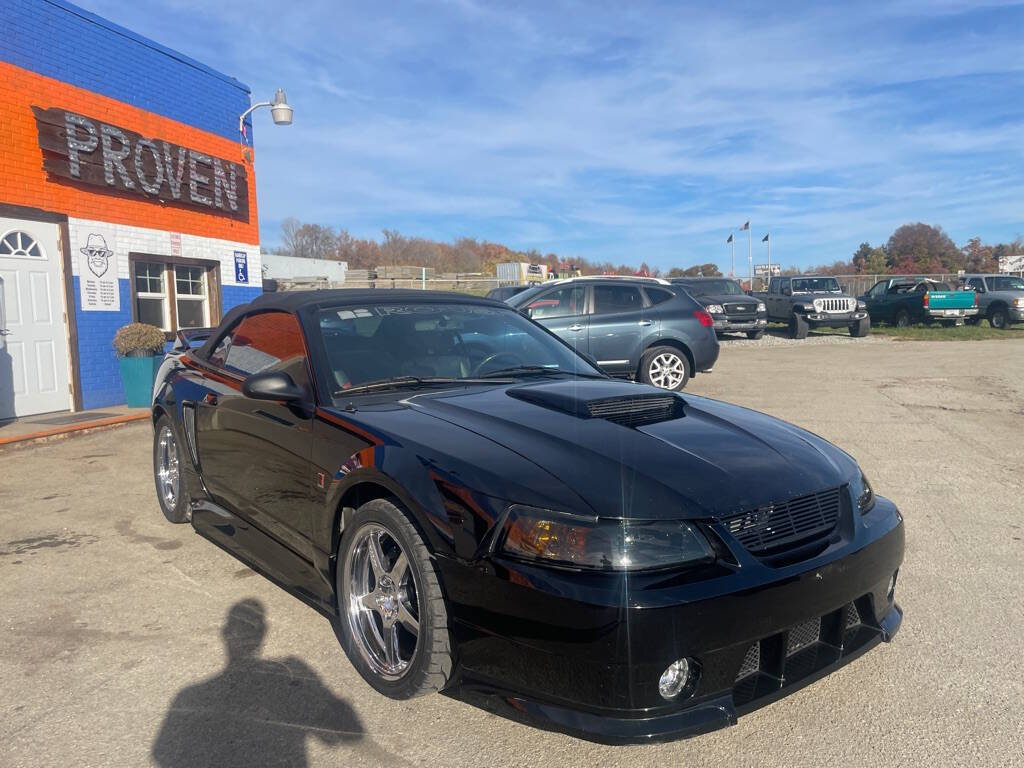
[860,278,979,327]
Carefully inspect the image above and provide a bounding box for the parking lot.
[2,337,1023,768]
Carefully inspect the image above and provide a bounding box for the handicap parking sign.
[233,251,249,283]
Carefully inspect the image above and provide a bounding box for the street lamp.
[239,88,293,143]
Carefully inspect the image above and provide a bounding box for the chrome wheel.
[156,426,180,508]
[344,524,420,680]
[648,352,686,390]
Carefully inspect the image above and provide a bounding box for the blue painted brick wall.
[0,0,252,141]
[73,277,133,410]
[222,285,263,314]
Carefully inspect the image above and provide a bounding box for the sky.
[78,0,1024,273]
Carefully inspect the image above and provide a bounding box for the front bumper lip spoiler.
[449,603,903,745]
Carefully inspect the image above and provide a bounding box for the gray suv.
[961,274,1024,329]
[506,277,719,391]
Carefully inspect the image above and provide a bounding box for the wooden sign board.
[33,106,249,221]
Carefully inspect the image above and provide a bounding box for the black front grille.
[724,301,758,315]
[723,487,842,556]
[586,395,680,427]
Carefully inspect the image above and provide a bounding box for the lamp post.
[727,233,734,277]
[762,232,771,290]
[239,88,293,145]
[739,221,751,289]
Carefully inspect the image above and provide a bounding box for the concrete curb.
[0,412,150,449]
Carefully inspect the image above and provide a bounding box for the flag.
[762,233,770,242]
[726,234,734,243]
[739,221,750,231]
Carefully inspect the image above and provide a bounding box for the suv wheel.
[153,415,190,523]
[894,309,910,328]
[789,314,809,339]
[335,499,452,699]
[849,317,871,337]
[640,346,690,391]
[989,306,1008,329]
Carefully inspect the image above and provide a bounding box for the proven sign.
[32,106,249,220]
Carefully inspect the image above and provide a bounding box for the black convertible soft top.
[193,289,507,360]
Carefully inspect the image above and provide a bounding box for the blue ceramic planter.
[118,354,161,407]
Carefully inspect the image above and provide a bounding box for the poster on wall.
[77,228,120,311]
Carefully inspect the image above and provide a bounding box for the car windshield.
[680,279,743,296]
[313,303,603,396]
[988,276,1024,291]
[791,277,841,293]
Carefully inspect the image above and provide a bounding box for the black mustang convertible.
[151,290,904,743]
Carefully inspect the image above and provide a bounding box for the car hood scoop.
[507,381,683,427]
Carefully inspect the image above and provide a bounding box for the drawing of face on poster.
[80,233,114,277]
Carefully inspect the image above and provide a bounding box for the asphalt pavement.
[2,338,1022,767]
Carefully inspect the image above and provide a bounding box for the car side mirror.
[242,370,305,402]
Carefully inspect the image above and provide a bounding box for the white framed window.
[174,264,209,329]
[130,255,220,334]
[134,261,170,330]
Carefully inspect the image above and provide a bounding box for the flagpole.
[767,234,771,288]
[731,238,735,277]
[748,225,752,292]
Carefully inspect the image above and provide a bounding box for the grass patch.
[774,322,1024,341]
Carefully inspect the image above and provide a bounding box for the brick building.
[0,0,263,418]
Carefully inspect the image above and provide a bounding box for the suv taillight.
[694,309,714,327]
[973,291,978,307]
[923,292,930,309]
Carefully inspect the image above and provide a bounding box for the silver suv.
[961,274,1024,329]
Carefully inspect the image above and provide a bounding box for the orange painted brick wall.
[0,61,259,245]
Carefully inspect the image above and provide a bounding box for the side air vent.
[586,395,680,427]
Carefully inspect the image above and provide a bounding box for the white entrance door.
[0,216,71,420]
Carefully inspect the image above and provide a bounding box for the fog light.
[887,570,898,601]
[658,658,697,700]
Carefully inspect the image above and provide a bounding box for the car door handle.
[638,320,653,327]
[0,328,10,336]
[203,393,218,406]
[568,323,585,332]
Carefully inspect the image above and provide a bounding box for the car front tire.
[989,306,1009,329]
[153,415,190,524]
[849,317,871,337]
[894,309,910,328]
[789,314,809,339]
[640,346,691,391]
[335,498,452,699]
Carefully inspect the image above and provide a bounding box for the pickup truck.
[860,278,978,327]
[754,275,870,339]
[670,276,768,339]
[961,273,1024,329]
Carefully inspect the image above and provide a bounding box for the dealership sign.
[32,106,249,220]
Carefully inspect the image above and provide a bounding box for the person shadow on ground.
[152,598,364,768]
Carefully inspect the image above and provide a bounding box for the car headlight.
[496,505,715,571]
[812,299,823,311]
[857,299,867,309]
[705,304,724,314]
[851,472,875,514]
[1013,298,1024,308]
[756,302,766,312]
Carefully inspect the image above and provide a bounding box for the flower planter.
[118,353,162,407]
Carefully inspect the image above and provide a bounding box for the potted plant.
[113,323,167,407]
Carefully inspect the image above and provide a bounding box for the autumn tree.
[885,223,960,273]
